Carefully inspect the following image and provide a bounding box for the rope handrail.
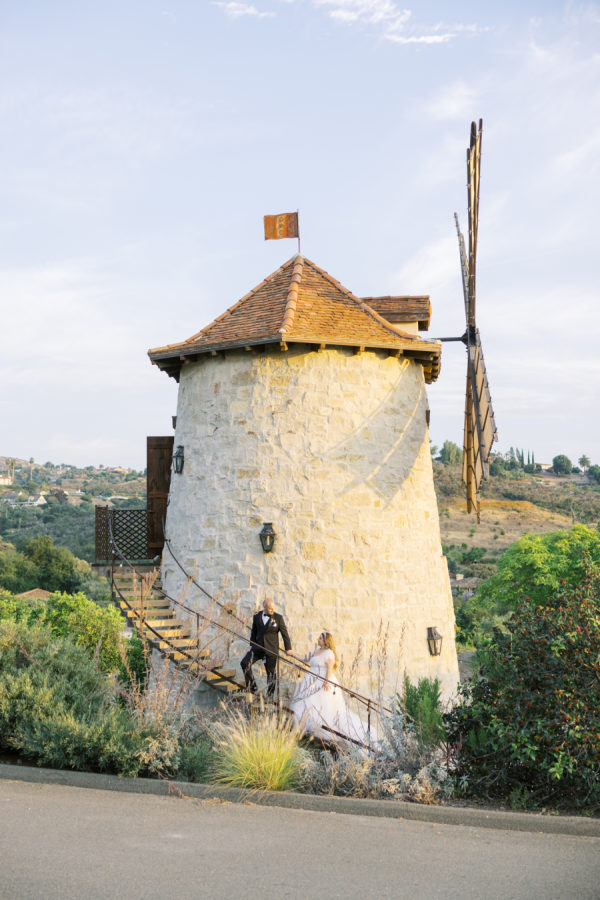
[162,533,394,716]
[111,578,217,676]
[108,523,393,717]
[163,537,247,626]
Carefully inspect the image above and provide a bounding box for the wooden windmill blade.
[455,119,498,522]
[467,119,482,329]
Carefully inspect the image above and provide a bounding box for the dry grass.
[440,499,572,560]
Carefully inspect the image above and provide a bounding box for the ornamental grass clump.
[211,705,303,791]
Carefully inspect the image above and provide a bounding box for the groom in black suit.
[241,598,292,697]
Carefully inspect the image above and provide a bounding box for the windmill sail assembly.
[448,120,498,522]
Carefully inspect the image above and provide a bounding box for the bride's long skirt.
[290,672,376,748]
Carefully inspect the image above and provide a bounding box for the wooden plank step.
[205,669,237,681]
[123,613,176,625]
[138,618,186,630]
[115,588,166,606]
[157,639,211,653]
[142,626,191,639]
[168,652,223,665]
[120,603,173,616]
[136,609,177,620]
[113,579,163,591]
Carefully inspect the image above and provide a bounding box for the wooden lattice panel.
[95,507,150,562]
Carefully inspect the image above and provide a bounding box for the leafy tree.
[588,465,600,485]
[0,536,104,596]
[579,455,590,472]
[445,566,600,808]
[552,454,572,475]
[439,440,461,466]
[476,525,600,615]
[23,535,81,593]
[44,592,124,672]
[460,546,487,564]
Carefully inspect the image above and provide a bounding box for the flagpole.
[297,208,301,256]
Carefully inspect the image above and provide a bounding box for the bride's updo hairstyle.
[321,632,338,669]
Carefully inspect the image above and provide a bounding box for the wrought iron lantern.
[427,626,443,656]
[173,445,184,475]
[259,522,276,553]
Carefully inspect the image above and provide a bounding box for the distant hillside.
[0,456,145,500]
[0,457,146,561]
[1,453,598,570]
[433,460,600,585]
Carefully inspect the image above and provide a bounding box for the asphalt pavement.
[2,777,599,900]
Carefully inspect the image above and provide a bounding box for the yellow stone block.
[343,559,365,575]
[314,587,338,604]
[302,542,326,560]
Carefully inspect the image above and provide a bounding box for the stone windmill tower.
[149,254,460,701]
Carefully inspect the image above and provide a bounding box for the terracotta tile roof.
[149,256,441,383]
[360,296,431,331]
[13,588,51,601]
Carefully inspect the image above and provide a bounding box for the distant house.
[13,588,51,602]
[0,475,12,486]
[0,491,24,506]
[27,494,47,507]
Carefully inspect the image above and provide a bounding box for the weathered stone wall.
[162,345,459,703]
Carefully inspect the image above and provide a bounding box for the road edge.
[1,762,598,836]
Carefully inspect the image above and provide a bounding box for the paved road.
[1,779,599,899]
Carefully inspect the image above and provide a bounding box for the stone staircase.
[111,565,243,695]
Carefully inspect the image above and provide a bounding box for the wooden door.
[147,436,174,558]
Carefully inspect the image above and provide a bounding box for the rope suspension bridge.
[106,518,391,752]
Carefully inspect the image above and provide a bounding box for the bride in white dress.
[290,632,376,750]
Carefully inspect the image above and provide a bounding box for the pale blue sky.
[1,1,599,468]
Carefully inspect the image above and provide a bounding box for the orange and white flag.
[264,212,299,240]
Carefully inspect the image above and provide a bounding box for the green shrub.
[0,589,34,623]
[0,620,113,712]
[44,592,124,672]
[400,676,445,747]
[0,620,172,778]
[9,699,147,777]
[175,738,217,783]
[118,632,149,691]
[445,566,600,809]
[0,587,124,673]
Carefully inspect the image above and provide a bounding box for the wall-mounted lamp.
[259,522,275,553]
[427,627,443,657]
[173,445,185,475]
